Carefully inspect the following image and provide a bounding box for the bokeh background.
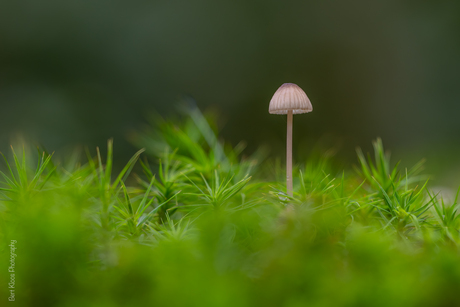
[1,0,460,185]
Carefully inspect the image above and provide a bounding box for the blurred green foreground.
[1,107,460,307]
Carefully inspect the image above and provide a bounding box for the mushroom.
[269,83,313,197]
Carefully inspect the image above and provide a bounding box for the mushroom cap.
[269,83,313,114]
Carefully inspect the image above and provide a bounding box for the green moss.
[1,108,460,306]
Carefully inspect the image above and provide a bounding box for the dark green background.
[1,0,460,184]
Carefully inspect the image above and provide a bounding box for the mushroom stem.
[286,110,293,197]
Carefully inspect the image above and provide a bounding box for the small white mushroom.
[269,83,313,197]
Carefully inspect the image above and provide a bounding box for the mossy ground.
[1,107,460,306]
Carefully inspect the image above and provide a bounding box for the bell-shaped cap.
[269,83,313,114]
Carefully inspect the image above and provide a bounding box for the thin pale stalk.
[287,110,293,196]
